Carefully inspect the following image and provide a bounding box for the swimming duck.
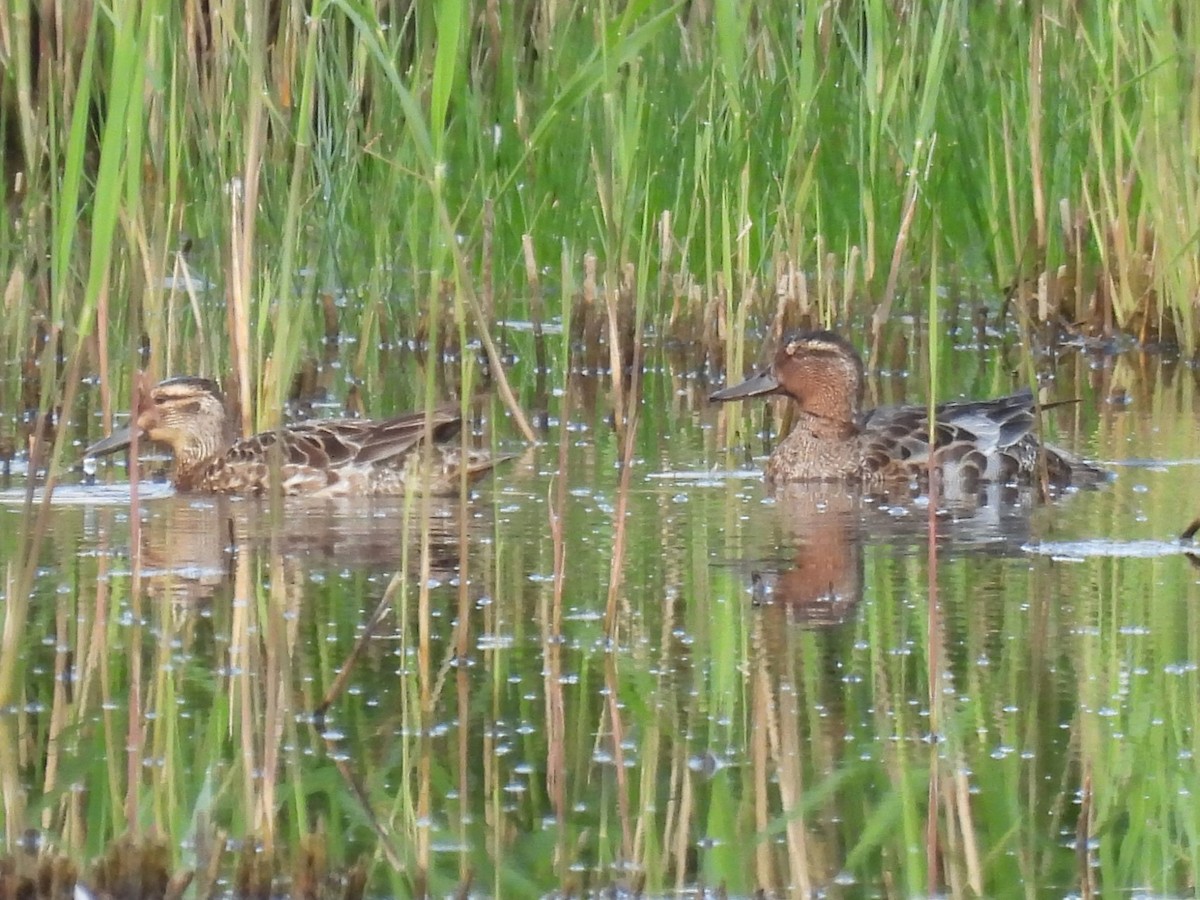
[710,330,1105,488]
[85,375,505,496]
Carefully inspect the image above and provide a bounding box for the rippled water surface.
[3,343,1200,895]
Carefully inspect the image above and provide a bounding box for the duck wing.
[226,406,462,470]
[349,406,463,464]
[861,390,1039,479]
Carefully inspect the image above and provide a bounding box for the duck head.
[710,330,865,424]
[86,375,233,468]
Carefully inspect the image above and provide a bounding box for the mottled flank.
[711,330,1108,490]
[85,375,507,496]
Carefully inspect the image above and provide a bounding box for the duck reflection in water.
[745,483,865,628]
[740,480,1043,628]
[114,493,493,607]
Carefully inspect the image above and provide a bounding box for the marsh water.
[4,334,1200,895]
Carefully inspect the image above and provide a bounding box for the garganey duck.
[710,330,1105,489]
[85,375,506,496]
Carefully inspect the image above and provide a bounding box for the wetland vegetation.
[3,0,1200,895]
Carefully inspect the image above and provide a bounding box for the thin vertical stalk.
[229,0,269,434]
[925,236,941,681]
[262,2,325,418]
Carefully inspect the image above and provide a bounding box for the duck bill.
[84,424,139,458]
[709,368,782,402]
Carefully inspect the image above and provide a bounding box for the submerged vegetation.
[3,0,1200,895]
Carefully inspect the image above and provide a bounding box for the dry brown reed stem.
[230,539,259,835]
[599,255,644,870]
[926,741,941,887]
[455,646,471,869]
[432,197,536,444]
[924,382,941,891]
[1000,103,1023,292]
[749,639,773,884]
[454,416,473,863]
[122,375,144,829]
[543,378,571,833]
[416,506,433,875]
[954,756,983,891]
[604,285,626,445]
[239,0,269,430]
[765,628,812,894]
[98,279,111,438]
[658,211,673,297]
[1077,767,1095,898]
[1029,16,1047,265]
[522,233,547,376]
[602,316,641,635]
[670,751,694,892]
[581,252,598,362]
[258,553,295,854]
[482,200,494,322]
[227,181,252,437]
[522,234,542,334]
[321,292,339,343]
[770,255,792,343]
[704,272,725,369]
[173,250,207,366]
[736,275,758,371]
[603,653,635,866]
[70,525,115,842]
[822,251,837,318]
[1061,198,1085,322]
[652,614,681,883]
[871,139,930,353]
[844,246,861,321]
[466,285,535,440]
[123,208,158,369]
[0,611,22,843]
[0,563,25,715]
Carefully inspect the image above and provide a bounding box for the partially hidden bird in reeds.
[710,330,1107,489]
[85,374,508,496]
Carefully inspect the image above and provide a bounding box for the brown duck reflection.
[132,493,490,605]
[748,483,865,627]
[747,481,1040,627]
